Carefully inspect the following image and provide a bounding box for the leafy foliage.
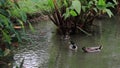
[0,0,27,57]
[96,0,117,17]
[43,0,117,35]
[16,0,47,14]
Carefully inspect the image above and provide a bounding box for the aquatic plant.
[43,0,117,36]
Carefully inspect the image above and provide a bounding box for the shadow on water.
[13,16,120,68]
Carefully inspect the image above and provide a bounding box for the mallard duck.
[82,45,102,53]
[69,41,78,50]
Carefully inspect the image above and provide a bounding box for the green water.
[48,16,120,68]
[13,16,120,68]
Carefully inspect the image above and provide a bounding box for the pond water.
[13,21,55,68]
[13,16,120,68]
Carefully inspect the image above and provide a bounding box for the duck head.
[70,41,75,45]
[82,47,86,50]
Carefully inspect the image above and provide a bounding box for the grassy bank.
[17,0,48,14]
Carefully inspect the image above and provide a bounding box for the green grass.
[17,0,48,14]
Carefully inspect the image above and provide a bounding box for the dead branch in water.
[77,26,92,36]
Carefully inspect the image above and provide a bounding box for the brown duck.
[82,45,102,53]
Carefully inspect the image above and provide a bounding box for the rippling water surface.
[13,21,55,68]
[13,16,120,68]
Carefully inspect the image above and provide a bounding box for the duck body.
[69,41,78,51]
[82,46,102,53]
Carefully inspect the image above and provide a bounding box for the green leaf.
[28,22,35,33]
[6,10,11,17]
[97,0,107,10]
[82,6,86,12]
[0,14,9,27]
[0,9,10,17]
[89,1,93,5]
[93,8,98,12]
[20,10,27,22]
[13,0,20,8]
[70,10,77,16]
[64,0,68,7]
[63,8,70,20]
[105,9,113,18]
[18,19,24,29]
[2,30,11,44]
[113,0,118,5]
[106,2,115,8]
[17,19,26,35]
[0,0,6,5]
[10,8,20,18]
[48,0,54,9]
[72,0,81,14]
[13,31,22,43]
[98,0,106,6]
[96,5,105,10]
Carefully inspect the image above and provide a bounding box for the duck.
[69,41,78,51]
[82,45,102,53]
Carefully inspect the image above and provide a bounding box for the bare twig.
[77,26,92,36]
